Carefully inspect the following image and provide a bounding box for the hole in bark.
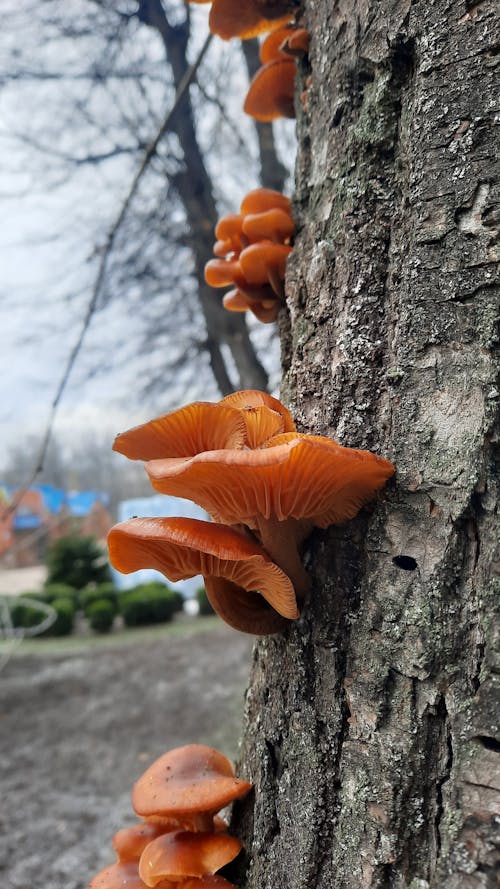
[392,555,417,571]
[474,735,500,753]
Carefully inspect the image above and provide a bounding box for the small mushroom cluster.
[244,25,310,122]
[109,390,394,635]
[204,188,294,323]
[187,0,298,42]
[88,743,252,889]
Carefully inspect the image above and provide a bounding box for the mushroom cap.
[87,860,171,889]
[219,389,296,432]
[204,259,245,288]
[239,242,292,286]
[108,517,298,621]
[222,290,281,324]
[113,402,246,461]
[131,744,251,821]
[139,830,242,886]
[281,27,310,56]
[208,0,295,40]
[221,289,250,312]
[243,58,296,121]
[214,214,245,251]
[238,404,285,447]
[242,208,295,243]
[239,187,292,217]
[204,575,290,635]
[112,823,171,863]
[145,437,395,528]
[240,241,292,284]
[259,25,294,63]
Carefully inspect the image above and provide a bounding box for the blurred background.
[0,2,294,886]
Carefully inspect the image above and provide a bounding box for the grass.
[2,614,222,658]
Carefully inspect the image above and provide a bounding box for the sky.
[0,2,288,472]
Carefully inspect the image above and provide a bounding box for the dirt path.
[0,620,253,889]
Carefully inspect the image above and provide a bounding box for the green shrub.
[43,584,79,605]
[81,583,118,615]
[119,585,178,627]
[170,589,185,614]
[45,535,110,590]
[18,590,52,605]
[196,586,215,616]
[40,597,75,636]
[9,598,49,630]
[86,599,115,634]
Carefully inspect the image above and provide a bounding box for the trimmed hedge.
[81,584,118,616]
[40,597,75,636]
[119,584,179,627]
[86,599,115,634]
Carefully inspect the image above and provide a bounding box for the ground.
[0,618,253,889]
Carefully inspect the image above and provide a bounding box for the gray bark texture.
[232,1,499,888]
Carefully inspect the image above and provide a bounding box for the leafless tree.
[1,0,292,401]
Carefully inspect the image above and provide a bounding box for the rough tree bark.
[234,2,499,887]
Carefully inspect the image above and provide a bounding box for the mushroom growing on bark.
[138,830,242,887]
[243,57,297,121]
[206,188,294,323]
[109,517,298,634]
[87,745,251,889]
[203,0,296,40]
[145,435,395,599]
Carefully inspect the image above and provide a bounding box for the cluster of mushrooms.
[188,0,300,43]
[189,0,309,123]
[189,3,311,323]
[88,744,252,889]
[108,390,394,635]
[244,24,310,122]
[204,188,294,323]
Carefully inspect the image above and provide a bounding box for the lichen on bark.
[232,1,499,887]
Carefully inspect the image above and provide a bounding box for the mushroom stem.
[254,515,312,600]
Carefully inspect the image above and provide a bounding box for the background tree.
[1,0,292,410]
[234,2,499,888]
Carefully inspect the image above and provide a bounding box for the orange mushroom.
[243,57,296,121]
[213,213,247,256]
[145,437,395,598]
[219,389,296,433]
[139,830,242,887]
[112,402,246,462]
[87,860,171,889]
[109,517,297,634]
[131,745,252,829]
[280,26,310,56]
[242,207,295,243]
[113,823,172,863]
[222,289,281,324]
[239,241,292,297]
[259,25,295,63]
[207,0,296,40]
[239,187,292,217]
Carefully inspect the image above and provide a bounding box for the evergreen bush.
[39,597,75,636]
[119,585,177,627]
[86,599,115,634]
[45,535,110,590]
[81,583,118,615]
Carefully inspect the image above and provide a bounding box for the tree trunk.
[137,0,271,395]
[235,2,499,888]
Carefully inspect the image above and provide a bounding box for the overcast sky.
[0,3,287,471]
